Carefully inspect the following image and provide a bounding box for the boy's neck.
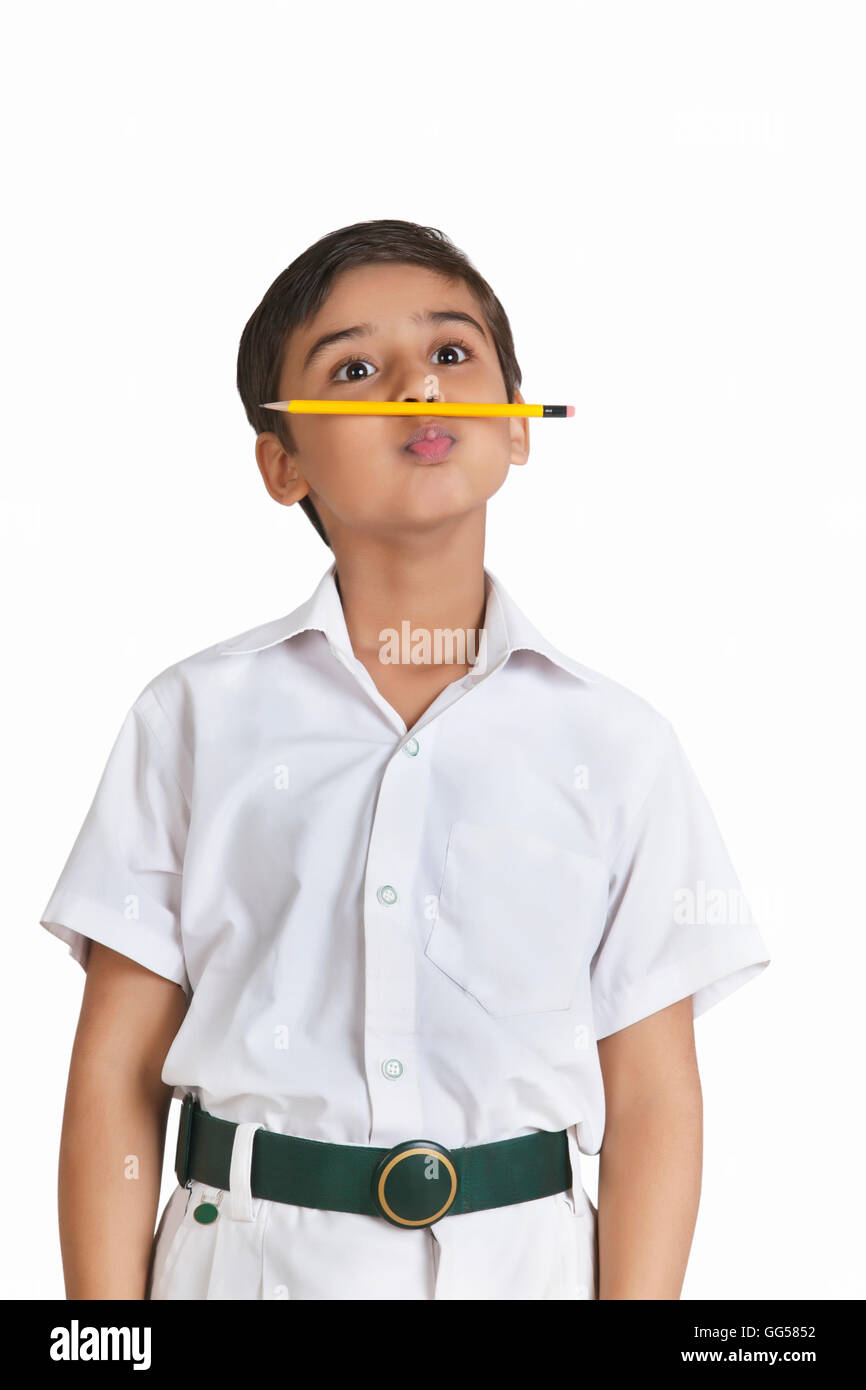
[331,539,488,669]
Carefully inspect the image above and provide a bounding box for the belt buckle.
[372,1139,459,1228]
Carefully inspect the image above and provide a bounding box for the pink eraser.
[566,405,575,417]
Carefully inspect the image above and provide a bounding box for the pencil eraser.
[566,405,575,417]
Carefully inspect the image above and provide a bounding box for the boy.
[40,218,770,1300]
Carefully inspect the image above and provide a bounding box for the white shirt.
[39,560,770,1299]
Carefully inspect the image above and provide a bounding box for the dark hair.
[236,219,523,550]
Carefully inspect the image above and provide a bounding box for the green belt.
[175,1094,572,1229]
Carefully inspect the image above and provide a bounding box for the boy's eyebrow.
[301,309,489,373]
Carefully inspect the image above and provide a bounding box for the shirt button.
[376,884,398,905]
[403,737,420,757]
[382,1058,404,1079]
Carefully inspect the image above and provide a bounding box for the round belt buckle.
[372,1139,459,1228]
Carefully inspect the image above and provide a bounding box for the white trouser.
[146,1122,598,1301]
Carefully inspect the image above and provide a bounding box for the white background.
[3,1,863,1300]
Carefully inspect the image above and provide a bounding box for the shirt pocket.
[424,819,608,1017]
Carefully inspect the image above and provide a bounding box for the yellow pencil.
[259,399,574,418]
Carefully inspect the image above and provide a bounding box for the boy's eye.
[333,357,377,383]
[431,342,471,367]
[330,340,474,383]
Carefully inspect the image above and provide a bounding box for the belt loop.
[229,1122,264,1222]
[563,1125,581,1214]
[174,1092,196,1187]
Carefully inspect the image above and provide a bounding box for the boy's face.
[255,262,529,547]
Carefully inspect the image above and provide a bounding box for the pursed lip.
[403,420,457,449]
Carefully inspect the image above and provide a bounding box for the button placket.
[363,720,439,1144]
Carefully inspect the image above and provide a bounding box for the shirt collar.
[218,559,598,685]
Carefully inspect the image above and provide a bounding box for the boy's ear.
[509,388,530,468]
[255,431,312,508]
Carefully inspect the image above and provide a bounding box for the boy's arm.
[596,996,702,1299]
[58,941,189,1300]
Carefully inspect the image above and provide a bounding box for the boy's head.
[236,219,527,553]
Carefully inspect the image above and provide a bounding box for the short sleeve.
[38,682,191,995]
[590,720,770,1039]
